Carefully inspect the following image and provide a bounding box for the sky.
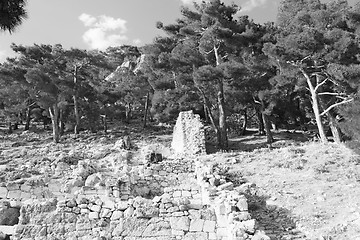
[0,0,358,63]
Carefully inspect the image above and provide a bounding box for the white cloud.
[179,0,204,5]
[79,13,128,50]
[239,0,268,13]
[79,13,97,27]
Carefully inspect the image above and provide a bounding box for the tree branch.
[314,78,329,92]
[320,98,354,116]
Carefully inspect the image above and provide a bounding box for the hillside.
[0,127,359,239]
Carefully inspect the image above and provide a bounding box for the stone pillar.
[171,111,206,155]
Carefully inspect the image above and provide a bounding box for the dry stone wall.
[171,111,206,155]
[6,154,269,240]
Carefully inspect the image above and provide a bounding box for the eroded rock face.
[171,111,206,155]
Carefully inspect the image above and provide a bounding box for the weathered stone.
[171,111,206,155]
[85,173,102,187]
[7,190,21,199]
[100,208,112,218]
[142,220,171,237]
[124,206,134,218]
[0,207,19,225]
[90,205,101,212]
[170,216,190,231]
[236,197,248,211]
[189,218,205,232]
[117,201,128,211]
[0,187,8,198]
[89,211,99,219]
[183,232,208,240]
[110,211,124,221]
[203,220,216,232]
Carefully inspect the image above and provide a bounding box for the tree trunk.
[59,109,65,136]
[256,107,265,135]
[73,65,80,135]
[103,115,108,133]
[217,79,228,150]
[24,106,31,131]
[301,69,328,143]
[125,103,132,123]
[262,113,274,144]
[241,108,248,136]
[7,122,12,134]
[143,92,150,128]
[327,111,342,143]
[49,105,60,143]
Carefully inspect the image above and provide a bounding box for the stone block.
[102,200,115,210]
[209,232,217,240]
[110,211,124,221]
[7,190,21,199]
[217,227,229,238]
[0,187,8,198]
[6,183,19,191]
[171,229,185,236]
[170,216,190,231]
[90,205,101,212]
[236,197,248,211]
[89,211,99,219]
[203,220,216,232]
[20,184,31,192]
[183,232,208,240]
[189,219,205,232]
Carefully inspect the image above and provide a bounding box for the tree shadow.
[243,189,307,240]
[228,130,313,152]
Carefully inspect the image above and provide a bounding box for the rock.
[252,230,271,240]
[170,216,190,231]
[72,160,96,180]
[124,206,134,218]
[0,208,20,225]
[110,211,124,221]
[189,219,205,232]
[85,173,102,187]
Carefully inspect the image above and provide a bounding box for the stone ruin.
[0,117,269,240]
[171,111,206,155]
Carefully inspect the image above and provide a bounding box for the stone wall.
[171,111,206,155]
[9,155,268,240]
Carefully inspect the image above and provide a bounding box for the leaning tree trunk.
[73,65,80,135]
[143,92,150,128]
[301,70,328,143]
[49,104,60,143]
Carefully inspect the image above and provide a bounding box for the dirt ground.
[222,131,360,240]
[1,126,360,240]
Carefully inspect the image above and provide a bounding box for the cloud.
[79,13,128,50]
[179,0,204,5]
[239,0,268,13]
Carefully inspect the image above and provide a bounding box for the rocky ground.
[1,125,360,240]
